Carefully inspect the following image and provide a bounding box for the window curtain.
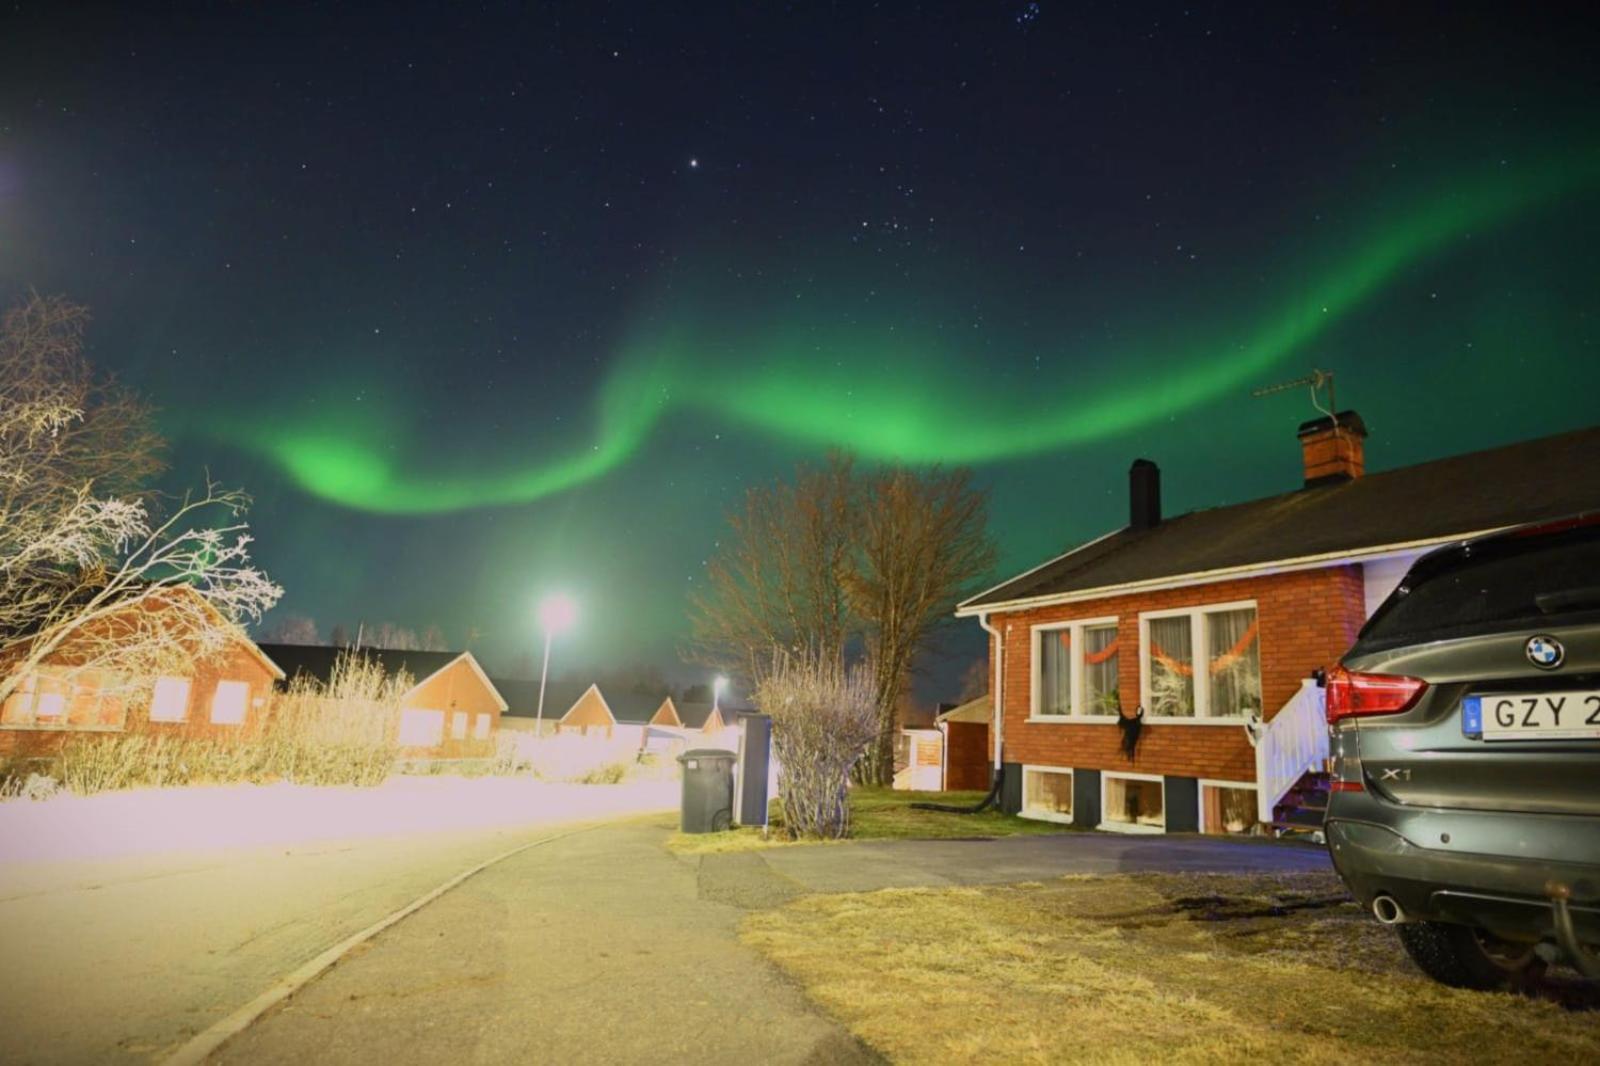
[1147,616,1194,716]
[1082,624,1119,715]
[1206,608,1261,718]
[1040,629,1071,715]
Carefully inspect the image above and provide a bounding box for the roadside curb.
[162,827,583,1065]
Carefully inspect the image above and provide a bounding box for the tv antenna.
[1253,367,1340,428]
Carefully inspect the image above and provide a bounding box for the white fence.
[1251,679,1329,824]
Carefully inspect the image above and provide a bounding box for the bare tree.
[260,613,320,645]
[329,623,352,647]
[841,466,997,785]
[686,452,856,684]
[364,623,421,651]
[420,624,449,652]
[0,293,280,706]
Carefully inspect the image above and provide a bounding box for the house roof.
[492,679,672,725]
[937,695,991,724]
[961,424,1600,613]
[258,643,502,707]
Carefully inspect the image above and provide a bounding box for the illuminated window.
[1140,603,1261,719]
[210,681,250,725]
[398,708,445,746]
[472,714,491,740]
[0,674,38,725]
[1102,773,1165,832]
[149,677,191,722]
[1021,766,1073,824]
[1031,617,1120,718]
[1202,783,1261,836]
[450,711,468,739]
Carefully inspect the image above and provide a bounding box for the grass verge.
[742,870,1600,1064]
[666,787,1067,855]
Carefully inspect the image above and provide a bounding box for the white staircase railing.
[1247,679,1329,825]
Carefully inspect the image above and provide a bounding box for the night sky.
[3,3,1598,691]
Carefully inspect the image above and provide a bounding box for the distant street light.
[535,593,578,735]
[713,674,729,714]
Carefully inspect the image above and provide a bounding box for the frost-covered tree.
[0,293,281,705]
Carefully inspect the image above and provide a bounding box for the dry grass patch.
[743,870,1600,1065]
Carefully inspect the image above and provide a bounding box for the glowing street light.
[535,592,578,735]
[713,674,729,714]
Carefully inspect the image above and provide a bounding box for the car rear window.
[1357,522,1600,651]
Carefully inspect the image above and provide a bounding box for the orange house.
[260,644,507,759]
[0,588,286,759]
[959,417,1600,836]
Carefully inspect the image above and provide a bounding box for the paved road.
[0,782,677,1065]
[218,821,876,1066]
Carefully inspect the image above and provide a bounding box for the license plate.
[1462,692,1600,741]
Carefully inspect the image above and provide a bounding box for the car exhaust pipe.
[1372,895,1407,925]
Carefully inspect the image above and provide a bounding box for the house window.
[1140,603,1261,719]
[1031,617,1120,718]
[1102,773,1165,832]
[2,671,129,730]
[210,681,250,725]
[149,677,191,722]
[1201,782,1261,836]
[450,711,468,739]
[398,708,445,746]
[473,714,491,740]
[1021,766,1073,824]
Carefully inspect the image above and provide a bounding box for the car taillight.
[1325,665,1428,724]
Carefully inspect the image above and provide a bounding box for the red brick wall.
[991,565,1365,782]
[0,641,279,759]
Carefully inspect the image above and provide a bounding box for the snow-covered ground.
[0,775,680,865]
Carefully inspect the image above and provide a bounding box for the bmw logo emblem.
[1525,635,1565,670]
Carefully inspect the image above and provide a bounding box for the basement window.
[1201,782,1262,836]
[1020,766,1073,824]
[1101,773,1165,833]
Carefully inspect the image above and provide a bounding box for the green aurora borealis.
[213,153,1600,516]
[10,3,1600,685]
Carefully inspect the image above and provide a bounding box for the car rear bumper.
[1327,817,1600,944]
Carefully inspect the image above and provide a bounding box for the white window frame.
[450,710,468,739]
[1198,779,1261,836]
[148,676,192,723]
[209,680,250,725]
[472,713,492,740]
[1137,599,1259,724]
[1028,615,1120,722]
[1019,764,1075,825]
[1099,770,1167,834]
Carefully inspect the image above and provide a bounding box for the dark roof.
[258,643,471,690]
[965,424,1600,610]
[492,679,672,725]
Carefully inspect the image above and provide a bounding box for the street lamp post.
[535,593,578,736]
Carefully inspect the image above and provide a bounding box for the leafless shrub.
[756,651,878,840]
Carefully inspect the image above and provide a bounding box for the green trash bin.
[678,748,737,833]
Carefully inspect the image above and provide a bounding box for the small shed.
[938,695,993,792]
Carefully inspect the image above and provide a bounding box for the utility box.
[736,713,773,827]
[677,748,736,833]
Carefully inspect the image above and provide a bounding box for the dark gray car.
[1326,515,1600,989]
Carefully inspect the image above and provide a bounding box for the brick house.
[957,416,1600,835]
[261,644,506,759]
[0,587,286,759]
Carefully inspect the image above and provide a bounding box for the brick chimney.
[1297,411,1367,486]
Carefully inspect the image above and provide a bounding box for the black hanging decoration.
[1117,705,1146,761]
